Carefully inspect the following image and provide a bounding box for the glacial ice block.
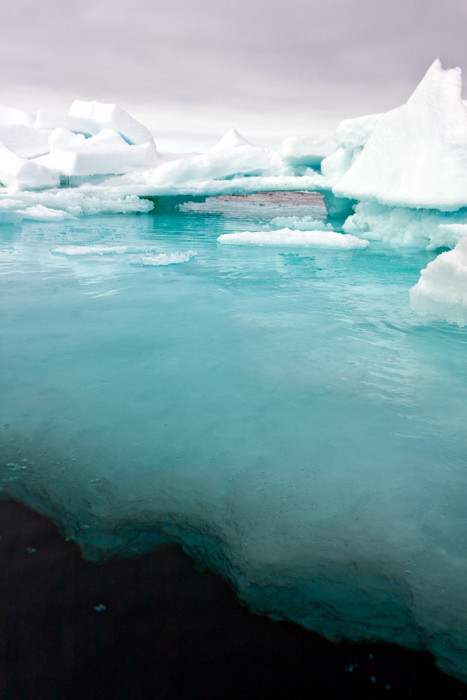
[37,129,159,177]
[35,109,93,135]
[0,105,35,127]
[0,125,50,159]
[410,232,467,325]
[0,142,59,190]
[333,60,467,210]
[69,100,156,147]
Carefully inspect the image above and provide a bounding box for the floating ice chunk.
[0,142,59,190]
[51,245,128,256]
[210,127,254,152]
[69,100,155,146]
[410,234,467,325]
[0,125,50,159]
[282,134,336,169]
[23,205,75,221]
[333,60,467,210]
[343,201,467,249]
[35,109,92,135]
[140,250,197,265]
[217,228,369,248]
[0,105,35,127]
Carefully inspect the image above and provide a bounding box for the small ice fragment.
[140,250,197,266]
[94,604,107,612]
[26,547,36,554]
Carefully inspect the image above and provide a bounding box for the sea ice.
[68,100,156,146]
[342,202,467,250]
[281,134,335,170]
[0,124,50,159]
[139,250,197,265]
[0,105,35,127]
[0,142,59,190]
[410,233,467,325]
[217,228,369,248]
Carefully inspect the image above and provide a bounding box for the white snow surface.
[343,202,467,250]
[281,134,336,169]
[209,127,254,152]
[218,228,369,249]
[333,60,467,210]
[69,100,155,146]
[410,233,467,325]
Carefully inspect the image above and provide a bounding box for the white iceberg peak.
[332,59,467,211]
[209,127,255,152]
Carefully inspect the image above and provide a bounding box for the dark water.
[1,500,465,699]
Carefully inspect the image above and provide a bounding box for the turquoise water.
[1,199,466,679]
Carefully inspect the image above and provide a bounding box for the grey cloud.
[1,0,467,137]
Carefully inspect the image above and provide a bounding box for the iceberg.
[331,60,467,211]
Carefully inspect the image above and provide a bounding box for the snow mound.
[218,228,369,248]
[410,233,467,325]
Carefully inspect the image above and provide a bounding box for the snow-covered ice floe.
[218,228,368,249]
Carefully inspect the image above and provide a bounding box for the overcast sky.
[1,0,467,148]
